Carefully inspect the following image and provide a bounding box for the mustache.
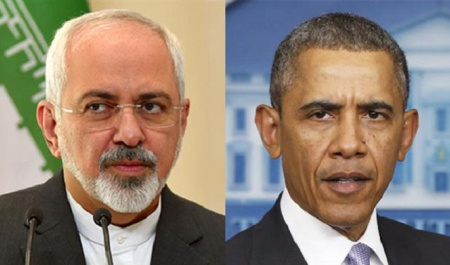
[98,145,157,171]
[318,164,374,180]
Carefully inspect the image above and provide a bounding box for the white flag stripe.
[0,85,51,195]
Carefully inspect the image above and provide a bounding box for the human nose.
[329,115,367,159]
[112,106,145,147]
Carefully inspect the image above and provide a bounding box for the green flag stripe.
[0,0,89,173]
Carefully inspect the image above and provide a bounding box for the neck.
[108,198,160,227]
[331,218,370,242]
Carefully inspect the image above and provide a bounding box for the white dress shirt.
[67,191,161,265]
[280,188,389,265]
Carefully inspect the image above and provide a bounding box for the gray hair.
[45,9,185,111]
[270,12,409,111]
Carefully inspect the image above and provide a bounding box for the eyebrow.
[76,90,173,104]
[138,92,172,102]
[299,100,343,112]
[298,100,394,113]
[357,101,394,113]
[77,90,118,104]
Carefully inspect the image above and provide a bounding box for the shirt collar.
[280,188,388,265]
[66,190,161,251]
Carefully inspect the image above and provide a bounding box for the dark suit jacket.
[226,195,450,265]
[0,171,224,265]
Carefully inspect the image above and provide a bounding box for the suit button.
[117,235,126,244]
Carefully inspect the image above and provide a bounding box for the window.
[263,149,283,191]
[435,172,448,192]
[268,157,281,185]
[235,108,246,132]
[234,153,246,185]
[436,109,447,132]
[227,142,251,190]
[392,153,412,186]
[392,161,404,185]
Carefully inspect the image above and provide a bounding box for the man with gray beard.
[0,9,224,265]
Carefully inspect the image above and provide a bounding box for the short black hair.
[270,13,409,111]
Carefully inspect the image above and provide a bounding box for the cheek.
[60,123,110,174]
[144,129,181,177]
[281,127,327,186]
[368,131,400,186]
[291,128,328,164]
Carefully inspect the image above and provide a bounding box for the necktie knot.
[346,243,372,265]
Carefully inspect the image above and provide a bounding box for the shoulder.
[0,184,42,224]
[378,216,450,262]
[226,197,296,265]
[159,186,224,250]
[226,223,256,265]
[226,207,282,264]
[379,216,450,243]
[0,172,65,242]
[157,187,225,264]
[0,172,64,221]
[0,184,43,260]
[161,186,224,231]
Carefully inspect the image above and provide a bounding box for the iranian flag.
[0,0,89,194]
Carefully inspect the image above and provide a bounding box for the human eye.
[139,101,163,114]
[364,110,387,120]
[309,111,333,120]
[85,102,113,115]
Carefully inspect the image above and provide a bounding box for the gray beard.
[60,143,166,213]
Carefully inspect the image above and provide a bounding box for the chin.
[320,205,372,227]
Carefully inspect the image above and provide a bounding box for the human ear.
[397,109,419,161]
[255,104,281,159]
[180,98,190,136]
[36,101,61,158]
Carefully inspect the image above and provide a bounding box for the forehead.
[64,20,178,103]
[68,19,161,51]
[284,48,402,108]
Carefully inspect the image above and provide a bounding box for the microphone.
[93,208,114,265]
[24,207,43,265]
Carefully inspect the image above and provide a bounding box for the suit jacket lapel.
[249,195,307,265]
[20,172,86,265]
[151,187,209,265]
